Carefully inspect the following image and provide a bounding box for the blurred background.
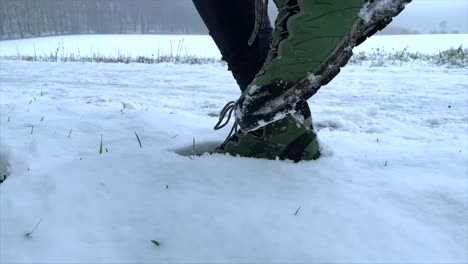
[0,0,466,40]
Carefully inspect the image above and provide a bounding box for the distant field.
[0,34,466,68]
[0,35,219,59]
[0,34,466,59]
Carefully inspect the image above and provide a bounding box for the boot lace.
[213,101,239,146]
[248,0,269,46]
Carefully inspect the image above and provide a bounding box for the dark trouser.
[193,0,312,126]
[192,0,273,93]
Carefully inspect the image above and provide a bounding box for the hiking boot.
[213,100,320,161]
[236,0,412,132]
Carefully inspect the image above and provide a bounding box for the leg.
[192,0,272,92]
[194,0,319,161]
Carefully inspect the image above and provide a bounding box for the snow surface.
[0,34,467,60]
[0,35,468,263]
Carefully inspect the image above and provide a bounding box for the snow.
[1,34,468,263]
[355,34,468,53]
[0,34,222,59]
[0,34,466,60]
[359,0,398,24]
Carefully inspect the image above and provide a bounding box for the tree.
[439,20,448,34]
[0,0,208,40]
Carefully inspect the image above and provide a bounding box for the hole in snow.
[173,141,222,157]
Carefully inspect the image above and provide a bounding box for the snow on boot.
[213,100,320,161]
[235,0,412,132]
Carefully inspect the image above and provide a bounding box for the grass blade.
[294,207,301,216]
[192,138,196,155]
[135,131,142,148]
[25,219,42,238]
[99,133,103,154]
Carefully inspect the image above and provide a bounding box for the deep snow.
[0,35,467,263]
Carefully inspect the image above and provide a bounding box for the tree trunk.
[16,19,23,38]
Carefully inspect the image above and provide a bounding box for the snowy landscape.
[0,34,467,263]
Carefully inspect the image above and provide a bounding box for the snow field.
[1,34,467,60]
[0,58,467,263]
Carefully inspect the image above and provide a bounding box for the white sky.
[390,0,468,33]
[268,0,468,33]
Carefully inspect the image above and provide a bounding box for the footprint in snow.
[173,141,223,157]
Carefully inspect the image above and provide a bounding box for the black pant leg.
[192,0,272,92]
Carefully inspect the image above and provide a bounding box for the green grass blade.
[135,131,142,148]
[99,134,103,154]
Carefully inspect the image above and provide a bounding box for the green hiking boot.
[213,100,320,162]
[235,0,412,132]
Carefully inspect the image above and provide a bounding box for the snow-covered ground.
[0,35,467,263]
[0,34,466,59]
